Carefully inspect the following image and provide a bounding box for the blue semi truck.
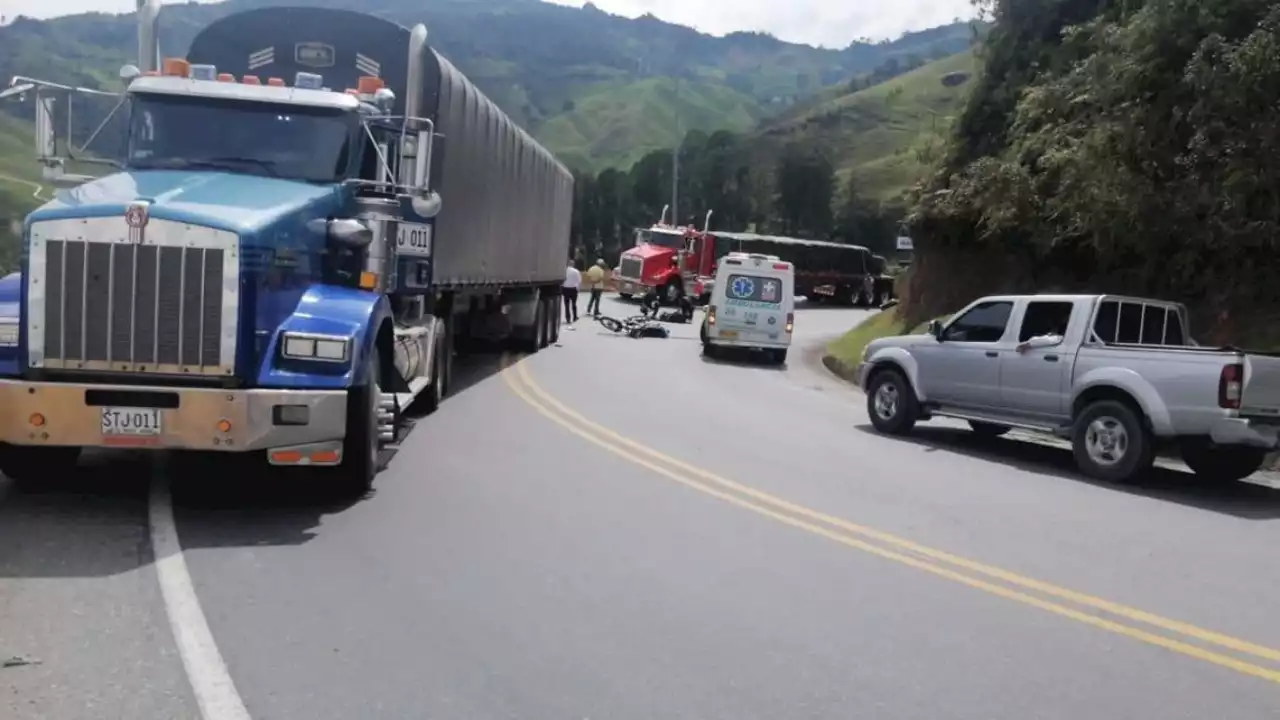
[0,1,573,494]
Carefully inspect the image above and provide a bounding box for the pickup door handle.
[1044,354,1059,362]
[985,351,998,358]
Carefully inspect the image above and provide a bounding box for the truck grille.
[27,217,239,376]
[619,256,642,280]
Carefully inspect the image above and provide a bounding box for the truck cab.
[0,1,573,495]
[616,210,721,305]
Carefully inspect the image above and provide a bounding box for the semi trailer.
[0,1,573,494]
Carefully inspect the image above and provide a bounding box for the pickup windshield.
[126,93,357,183]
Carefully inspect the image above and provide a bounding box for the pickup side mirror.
[927,319,943,340]
[34,94,56,161]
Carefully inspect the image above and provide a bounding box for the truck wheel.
[1071,400,1152,483]
[0,445,81,491]
[662,280,683,305]
[770,349,788,365]
[331,348,383,496]
[1180,442,1267,482]
[866,368,918,435]
[968,421,1010,438]
[420,334,445,415]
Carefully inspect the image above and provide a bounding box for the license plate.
[621,282,635,293]
[718,329,738,339]
[101,407,162,445]
[813,285,835,296]
[395,222,433,257]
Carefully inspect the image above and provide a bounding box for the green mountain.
[751,49,980,205]
[0,0,978,171]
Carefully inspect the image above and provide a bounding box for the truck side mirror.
[927,319,943,340]
[35,94,56,161]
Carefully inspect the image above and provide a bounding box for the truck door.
[999,299,1075,421]
[914,300,1013,408]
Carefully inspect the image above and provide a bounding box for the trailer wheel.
[548,300,561,344]
[330,347,382,497]
[515,298,544,354]
[0,445,81,491]
[539,295,553,349]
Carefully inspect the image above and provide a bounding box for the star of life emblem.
[125,202,149,230]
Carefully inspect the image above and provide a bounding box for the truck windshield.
[126,93,356,183]
[640,230,684,249]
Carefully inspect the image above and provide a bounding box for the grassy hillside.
[538,77,766,171]
[755,49,979,204]
[0,0,980,171]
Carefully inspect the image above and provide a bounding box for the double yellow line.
[501,355,1280,685]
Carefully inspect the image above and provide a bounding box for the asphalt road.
[4,294,1280,719]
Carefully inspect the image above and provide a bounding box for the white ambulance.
[700,252,795,364]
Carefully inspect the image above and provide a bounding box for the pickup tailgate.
[1241,354,1280,418]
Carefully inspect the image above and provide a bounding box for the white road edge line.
[149,477,253,720]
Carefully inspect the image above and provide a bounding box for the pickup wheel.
[1180,442,1267,482]
[866,368,919,435]
[0,445,81,491]
[968,421,1010,438]
[1071,400,1153,483]
[329,347,383,497]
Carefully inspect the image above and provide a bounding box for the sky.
[0,0,979,48]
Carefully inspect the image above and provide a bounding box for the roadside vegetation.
[825,307,954,372]
[899,0,1280,346]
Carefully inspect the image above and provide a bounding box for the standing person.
[562,260,582,327]
[585,258,608,317]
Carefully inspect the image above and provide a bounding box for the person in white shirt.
[562,261,582,325]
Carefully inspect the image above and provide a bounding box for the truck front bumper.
[0,379,348,453]
[616,279,650,295]
[1209,417,1280,449]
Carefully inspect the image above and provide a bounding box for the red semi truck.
[615,214,893,307]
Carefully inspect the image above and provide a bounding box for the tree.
[773,143,834,236]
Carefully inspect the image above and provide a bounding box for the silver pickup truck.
[854,294,1280,483]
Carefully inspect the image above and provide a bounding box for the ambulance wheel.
[770,349,788,365]
[330,348,382,497]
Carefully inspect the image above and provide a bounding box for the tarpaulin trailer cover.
[187,6,574,288]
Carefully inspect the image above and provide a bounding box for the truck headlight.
[281,332,350,363]
[0,319,18,348]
